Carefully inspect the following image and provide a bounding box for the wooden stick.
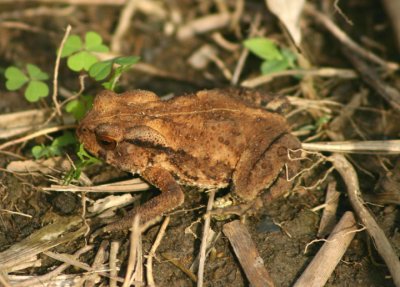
[197,189,216,287]
[302,140,400,154]
[111,0,138,53]
[109,241,120,287]
[223,220,275,287]
[241,67,357,88]
[330,154,400,286]
[0,124,76,150]
[123,214,141,287]
[146,216,170,287]
[52,25,71,116]
[294,211,357,287]
[317,181,340,237]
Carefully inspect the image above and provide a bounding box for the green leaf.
[114,56,140,66]
[299,124,316,131]
[102,81,113,90]
[61,35,82,57]
[77,144,101,164]
[260,59,289,75]
[5,66,29,90]
[26,64,49,81]
[67,51,98,71]
[244,37,283,61]
[85,31,109,53]
[52,132,77,148]
[65,95,93,120]
[281,48,297,68]
[32,145,46,159]
[25,80,49,102]
[316,115,331,126]
[66,99,86,120]
[89,60,113,81]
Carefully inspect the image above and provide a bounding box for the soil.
[1,1,399,287]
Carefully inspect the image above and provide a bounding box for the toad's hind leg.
[232,133,300,202]
[102,166,184,232]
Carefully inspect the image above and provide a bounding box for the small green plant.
[60,31,109,72]
[299,115,331,131]
[31,131,77,159]
[65,94,94,120]
[5,64,49,102]
[89,56,140,90]
[244,37,297,75]
[3,29,140,179]
[63,144,102,184]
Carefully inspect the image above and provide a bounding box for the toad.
[77,89,301,232]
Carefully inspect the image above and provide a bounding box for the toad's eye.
[96,135,117,150]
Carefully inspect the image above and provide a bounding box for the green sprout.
[63,144,102,184]
[89,56,140,91]
[65,94,94,121]
[3,30,140,180]
[244,37,297,75]
[31,131,77,159]
[5,64,49,102]
[299,115,332,131]
[60,31,109,72]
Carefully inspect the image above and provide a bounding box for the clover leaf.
[25,80,49,102]
[5,64,49,102]
[60,31,109,72]
[67,51,99,72]
[85,31,109,52]
[27,64,49,80]
[60,35,82,57]
[5,67,29,90]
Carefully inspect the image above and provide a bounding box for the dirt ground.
[1,1,400,287]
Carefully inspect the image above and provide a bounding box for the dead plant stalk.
[330,154,400,286]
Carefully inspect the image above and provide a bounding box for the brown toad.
[77,89,300,231]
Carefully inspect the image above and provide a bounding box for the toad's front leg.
[102,166,185,232]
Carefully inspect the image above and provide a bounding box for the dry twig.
[85,240,108,287]
[11,245,93,287]
[146,216,170,287]
[294,212,358,287]
[223,220,275,287]
[42,178,150,193]
[177,13,231,40]
[109,241,120,287]
[231,13,262,86]
[123,214,142,287]
[316,181,340,237]
[111,0,138,53]
[0,124,76,150]
[330,154,400,286]
[302,140,400,154]
[52,24,71,117]
[197,189,216,287]
[241,67,357,88]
